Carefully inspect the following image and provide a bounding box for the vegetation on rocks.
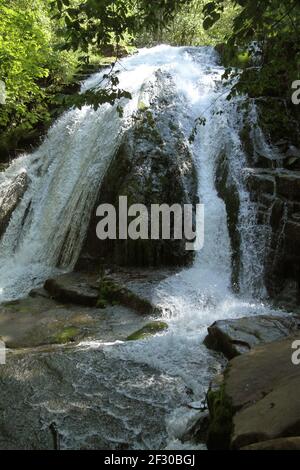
[206,384,233,450]
[126,321,168,341]
[98,276,156,315]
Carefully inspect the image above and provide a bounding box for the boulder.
[206,334,300,449]
[44,273,99,307]
[44,271,159,315]
[204,314,300,359]
[78,70,198,269]
[0,171,28,238]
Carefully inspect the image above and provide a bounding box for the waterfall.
[0,45,267,301]
[0,44,281,449]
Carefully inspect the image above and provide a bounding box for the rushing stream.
[0,46,282,449]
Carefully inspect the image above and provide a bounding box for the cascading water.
[0,45,281,449]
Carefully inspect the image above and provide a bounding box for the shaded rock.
[204,314,300,359]
[206,383,234,450]
[246,170,275,198]
[244,167,300,302]
[99,277,157,315]
[242,437,300,450]
[0,171,28,238]
[126,321,168,341]
[78,70,198,269]
[44,273,99,307]
[277,172,300,202]
[215,151,240,290]
[44,271,159,315]
[181,410,210,444]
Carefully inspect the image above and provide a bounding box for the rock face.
[240,97,300,303]
[0,171,28,239]
[246,168,300,303]
[207,334,300,450]
[215,152,241,289]
[78,70,198,269]
[204,314,300,359]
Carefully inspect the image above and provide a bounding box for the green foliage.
[0,0,79,157]
[203,0,300,100]
[136,0,238,46]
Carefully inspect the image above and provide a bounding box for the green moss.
[138,100,148,111]
[126,321,168,341]
[98,277,121,307]
[52,327,80,344]
[98,276,155,315]
[206,384,234,450]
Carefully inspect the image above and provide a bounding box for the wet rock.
[0,343,186,449]
[246,170,275,198]
[215,152,241,289]
[181,410,210,444]
[99,277,157,315]
[44,273,99,307]
[0,295,96,348]
[204,314,300,359]
[44,271,159,315]
[0,171,28,238]
[126,321,168,341]
[0,293,148,349]
[78,70,198,269]
[206,334,300,449]
[277,172,300,202]
[244,167,300,302]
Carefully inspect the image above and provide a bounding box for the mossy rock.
[126,321,168,341]
[51,327,81,344]
[77,70,198,270]
[98,277,155,315]
[206,384,234,450]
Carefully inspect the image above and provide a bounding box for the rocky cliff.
[243,98,300,306]
[78,70,198,270]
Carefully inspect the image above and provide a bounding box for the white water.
[0,46,280,448]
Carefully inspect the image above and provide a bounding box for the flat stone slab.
[0,295,147,349]
[44,270,164,315]
[204,314,300,359]
[226,335,300,449]
[44,272,99,307]
[0,343,186,449]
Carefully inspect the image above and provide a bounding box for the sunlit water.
[0,46,281,449]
